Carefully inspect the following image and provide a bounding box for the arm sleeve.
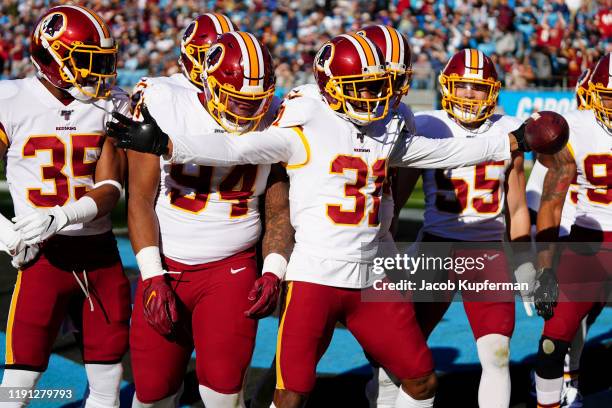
[169,125,304,166]
[389,131,511,169]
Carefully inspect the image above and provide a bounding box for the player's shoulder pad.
[273,92,322,128]
[495,113,522,129]
[395,102,416,133]
[142,81,176,108]
[0,79,21,101]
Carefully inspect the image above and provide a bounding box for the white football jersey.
[416,111,520,241]
[142,82,276,265]
[168,83,511,288]
[526,159,578,237]
[0,77,129,236]
[565,109,612,231]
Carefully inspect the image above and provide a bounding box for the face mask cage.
[183,42,210,87]
[206,75,275,133]
[439,74,500,124]
[326,72,393,124]
[590,83,612,130]
[50,40,118,99]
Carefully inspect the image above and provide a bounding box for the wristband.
[262,253,287,280]
[136,246,165,280]
[58,196,98,227]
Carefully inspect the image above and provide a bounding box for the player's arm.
[533,146,576,320]
[390,168,422,238]
[107,106,303,166]
[505,152,530,242]
[389,129,523,169]
[245,164,294,319]
[505,152,537,307]
[128,149,180,336]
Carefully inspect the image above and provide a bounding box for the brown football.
[524,111,569,155]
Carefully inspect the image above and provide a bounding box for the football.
[524,111,570,155]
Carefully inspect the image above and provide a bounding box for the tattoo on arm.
[262,164,294,260]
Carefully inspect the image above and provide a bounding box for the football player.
[0,5,130,408]
[525,68,593,408]
[126,31,289,408]
[386,49,532,408]
[130,13,235,111]
[108,34,530,408]
[532,53,612,408]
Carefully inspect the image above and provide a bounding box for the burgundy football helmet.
[314,33,392,125]
[30,5,117,100]
[438,49,501,124]
[201,31,275,133]
[589,53,612,129]
[575,68,593,110]
[358,25,412,106]
[180,13,235,89]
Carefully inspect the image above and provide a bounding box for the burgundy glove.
[142,275,179,336]
[245,273,281,319]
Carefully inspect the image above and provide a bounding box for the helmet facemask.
[589,83,612,131]
[326,69,392,126]
[181,41,209,88]
[439,74,500,124]
[204,75,274,133]
[44,36,117,100]
[388,61,412,107]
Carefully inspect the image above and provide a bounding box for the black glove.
[534,267,558,320]
[106,105,169,156]
[510,121,532,152]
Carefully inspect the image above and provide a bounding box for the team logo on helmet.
[40,12,66,41]
[204,43,225,74]
[314,43,334,74]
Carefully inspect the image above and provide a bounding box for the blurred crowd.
[0,0,611,95]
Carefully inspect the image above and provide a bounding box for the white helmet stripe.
[204,13,223,33]
[228,32,251,89]
[380,25,393,63]
[340,34,368,68]
[221,14,234,31]
[248,32,265,88]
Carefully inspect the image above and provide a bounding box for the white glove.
[12,206,69,245]
[0,215,26,256]
[514,261,537,300]
[11,244,39,269]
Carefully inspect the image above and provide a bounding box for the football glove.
[106,105,169,156]
[245,273,281,319]
[12,206,69,245]
[510,121,532,152]
[534,267,559,320]
[142,275,179,336]
[11,244,39,269]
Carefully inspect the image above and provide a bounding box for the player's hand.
[106,105,169,156]
[12,207,68,245]
[0,224,26,257]
[142,274,179,336]
[245,273,281,319]
[534,268,558,320]
[11,244,39,269]
[509,121,531,152]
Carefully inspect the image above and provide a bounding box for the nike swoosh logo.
[45,215,55,232]
[485,254,500,261]
[231,267,246,274]
[146,291,157,307]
